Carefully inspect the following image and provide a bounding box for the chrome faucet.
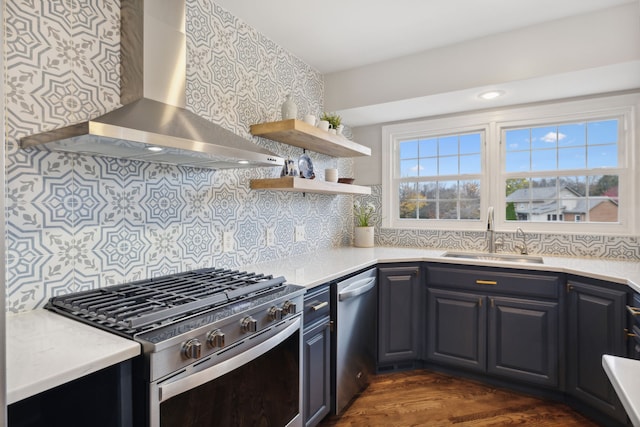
[487,206,496,253]
[515,227,528,255]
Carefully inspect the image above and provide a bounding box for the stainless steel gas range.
[46,267,306,427]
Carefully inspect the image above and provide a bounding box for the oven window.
[160,332,299,427]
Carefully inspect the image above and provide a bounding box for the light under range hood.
[20,98,283,169]
[20,0,284,170]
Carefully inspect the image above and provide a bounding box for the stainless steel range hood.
[20,0,283,169]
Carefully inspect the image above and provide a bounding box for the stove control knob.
[207,329,225,348]
[241,316,258,333]
[268,306,283,321]
[182,338,202,360]
[282,300,297,315]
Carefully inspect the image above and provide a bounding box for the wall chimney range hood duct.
[20,0,284,169]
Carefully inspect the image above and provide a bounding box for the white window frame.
[382,117,491,231]
[382,93,639,235]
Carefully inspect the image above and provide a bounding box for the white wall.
[352,124,382,186]
[325,3,640,112]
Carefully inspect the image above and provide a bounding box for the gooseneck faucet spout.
[516,227,528,255]
[487,206,495,253]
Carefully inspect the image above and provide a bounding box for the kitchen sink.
[443,251,544,264]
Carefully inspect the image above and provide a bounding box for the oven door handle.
[338,277,376,301]
[158,317,301,403]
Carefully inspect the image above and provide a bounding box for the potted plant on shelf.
[321,112,343,134]
[353,200,375,247]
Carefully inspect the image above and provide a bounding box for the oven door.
[149,316,302,427]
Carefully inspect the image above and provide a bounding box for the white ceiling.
[214,0,640,125]
[214,0,634,74]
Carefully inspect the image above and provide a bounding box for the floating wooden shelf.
[250,177,371,195]
[250,119,371,157]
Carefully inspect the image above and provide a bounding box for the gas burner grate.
[45,267,286,336]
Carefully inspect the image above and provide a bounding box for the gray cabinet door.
[488,297,559,387]
[426,288,486,372]
[378,265,421,364]
[303,318,331,427]
[567,280,628,423]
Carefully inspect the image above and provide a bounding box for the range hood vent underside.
[21,99,284,169]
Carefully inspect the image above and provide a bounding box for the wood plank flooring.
[320,370,600,426]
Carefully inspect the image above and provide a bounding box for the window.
[382,120,488,230]
[503,119,621,225]
[382,94,638,234]
[398,132,482,221]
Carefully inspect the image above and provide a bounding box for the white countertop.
[603,355,640,426]
[243,246,640,293]
[7,246,640,405]
[6,309,140,405]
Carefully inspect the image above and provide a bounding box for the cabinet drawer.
[304,285,330,327]
[427,265,560,299]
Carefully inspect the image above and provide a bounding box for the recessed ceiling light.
[147,146,163,152]
[238,160,249,164]
[478,90,505,100]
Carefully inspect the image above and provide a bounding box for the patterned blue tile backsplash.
[4,1,638,313]
[4,0,351,312]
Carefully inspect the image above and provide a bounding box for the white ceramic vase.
[281,94,297,120]
[354,226,374,248]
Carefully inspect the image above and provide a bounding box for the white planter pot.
[354,226,374,248]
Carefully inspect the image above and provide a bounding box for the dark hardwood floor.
[320,370,600,426]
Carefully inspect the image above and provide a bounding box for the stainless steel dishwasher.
[332,267,377,415]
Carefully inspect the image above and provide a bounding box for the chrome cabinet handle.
[339,277,376,301]
[310,301,328,311]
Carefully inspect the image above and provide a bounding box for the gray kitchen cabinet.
[378,264,422,366]
[488,296,559,387]
[8,361,133,427]
[567,278,629,424]
[426,288,486,372]
[426,264,561,387]
[630,291,640,359]
[303,285,331,427]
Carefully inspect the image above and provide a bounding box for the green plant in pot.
[321,112,341,129]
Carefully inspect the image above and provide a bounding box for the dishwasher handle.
[338,277,376,301]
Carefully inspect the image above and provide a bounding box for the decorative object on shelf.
[321,112,342,130]
[281,159,297,177]
[338,177,355,184]
[336,124,345,135]
[317,120,330,132]
[298,154,315,179]
[281,94,297,120]
[325,168,338,182]
[303,114,316,126]
[354,200,375,247]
